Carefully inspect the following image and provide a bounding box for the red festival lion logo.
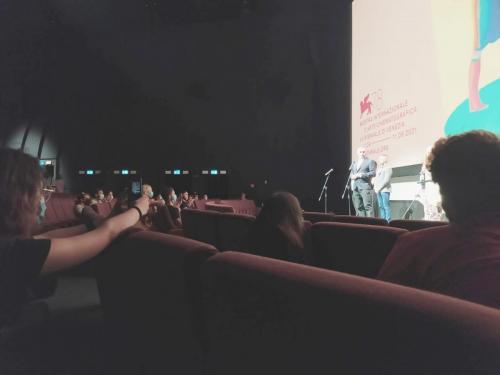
[360,94,373,118]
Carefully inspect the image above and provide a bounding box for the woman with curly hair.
[0,148,149,329]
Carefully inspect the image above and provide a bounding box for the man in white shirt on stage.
[350,147,376,217]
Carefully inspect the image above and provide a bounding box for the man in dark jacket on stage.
[350,147,376,217]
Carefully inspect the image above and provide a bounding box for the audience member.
[139,184,178,230]
[105,190,114,203]
[378,131,500,308]
[179,191,194,210]
[95,189,105,203]
[165,187,178,207]
[0,148,149,329]
[74,193,91,216]
[245,191,305,263]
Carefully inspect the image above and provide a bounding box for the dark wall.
[0,0,351,213]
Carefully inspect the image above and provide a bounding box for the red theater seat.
[205,203,235,213]
[217,212,255,251]
[310,222,407,277]
[202,252,500,375]
[303,211,336,223]
[41,193,79,230]
[182,208,220,247]
[389,219,449,231]
[96,202,112,217]
[219,200,258,216]
[95,230,217,374]
[194,199,209,210]
[329,214,388,226]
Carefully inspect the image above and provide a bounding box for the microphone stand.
[318,172,332,213]
[402,179,428,219]
[341,173,352,216]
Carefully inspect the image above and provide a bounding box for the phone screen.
[131,181,141,195]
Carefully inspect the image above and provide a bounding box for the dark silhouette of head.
[427,130,500,223]
[0,148,43,238]
[254,191,304,249]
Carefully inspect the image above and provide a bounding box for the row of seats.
[182,208,407,277]
[303,211,449,231]
[41,193,115,232]
[94,230,500,374]
[201,199,258,215]
[42,193,80,230]
[182,208,256,251]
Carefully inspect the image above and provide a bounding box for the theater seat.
[303,211,336,223]
[218,200,258,216]
[205,203,235,213]
[216,213,255,251]
[202,252,500,375]
[389,219,449,231]
[182,208,220,246]
[96,201,112,217]
[40,193,79,231]
[310,222,407,277]
[95,230,218,375]
[329,214,388,226]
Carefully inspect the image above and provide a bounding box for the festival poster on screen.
[352,0,500,167]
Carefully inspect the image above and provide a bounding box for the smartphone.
[128,179,143,205]
[131,180,141,194]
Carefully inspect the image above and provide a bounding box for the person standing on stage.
[350,147,376,217]
[373,154,393,221]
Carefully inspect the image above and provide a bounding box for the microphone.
[324,168,334,176]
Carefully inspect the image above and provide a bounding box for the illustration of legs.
[469,0,488,112]
[469,50,487,112]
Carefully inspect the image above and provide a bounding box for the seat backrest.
[194,199,209,210]
[218,200,258,216]
[59,195,78,223]
[216,213,255,251]
[310,222,407,277]
[43,196,60,227]
[42,193,78,230]
[205,203,235,213]
[182,208,220,247]
[95,230,218,374]
[303,211,336,223]
[202,251,500,375]
[329,214,388,226]
[96,202,112,217]
[389,219,449,231]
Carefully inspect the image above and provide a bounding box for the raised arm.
[38,196,150,275]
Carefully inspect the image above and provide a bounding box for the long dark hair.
[0,148,42,238]
[254,191,304,249]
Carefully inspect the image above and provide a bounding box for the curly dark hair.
[426,130,500,223]
[0,148,42,238]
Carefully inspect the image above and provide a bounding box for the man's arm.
[379,168,393,190]
[349,162,356,179]
[360,160,377,179]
